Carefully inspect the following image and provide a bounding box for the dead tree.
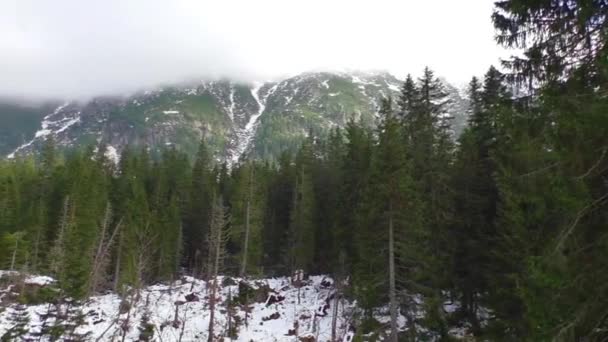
[89,203,122,296]
[207,196,230,342]
[49,197,72,277]
[239,165,254,277]
[119,225,157,342]
[388,202,398,342]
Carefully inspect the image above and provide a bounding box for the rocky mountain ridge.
[1,71,469,163]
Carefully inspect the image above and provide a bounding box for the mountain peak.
[1,71,468,162]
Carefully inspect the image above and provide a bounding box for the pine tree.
[289,136,316,274]
[313,127,345,274]
[116,149,152,290]
[233,162,265,277]
[187,139,215,277]
[336,120,372,276]
[263,151,294,274]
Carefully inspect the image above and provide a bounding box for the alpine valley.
[0,71,468,163]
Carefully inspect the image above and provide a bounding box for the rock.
[262,312,280,321]
[299,335,315,342]
[185,293,199,302]
[320,277,333,288]
[316,297,331,317]
[343,325,356,342]
[299,313,311,320]
[265,293,285,306]
[286,321,299,336]
[119,300,131,314]
[236,281,270,304]
[222,277,237,286]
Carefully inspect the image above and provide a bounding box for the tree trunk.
[208,208,223,342]
[227,287,233,341]
[331,288,339,342]
[33,226,41,272]
[240,166,253,277]
[90,205,111,295]
[113,231,123,292]
[10,238,18,271]
[388,202,398,342]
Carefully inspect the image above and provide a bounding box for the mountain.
[0,100,60,156]
[1,71,469,163]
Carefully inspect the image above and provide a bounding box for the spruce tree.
[186,139,215,277]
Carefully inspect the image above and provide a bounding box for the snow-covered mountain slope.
[1,71,469,163]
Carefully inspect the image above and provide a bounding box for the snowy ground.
[0,271,483,341]
[0,273,392,341]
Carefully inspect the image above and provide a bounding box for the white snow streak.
[7,102,78,159]
[104,145,120,165]
[228,85,236,121]
[388,83,401,92]
[230,82,276,164]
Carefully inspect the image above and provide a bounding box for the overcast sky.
[1,0,510,100]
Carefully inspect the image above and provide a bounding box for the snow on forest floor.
[0,271,482,341]
[0,273,392,341]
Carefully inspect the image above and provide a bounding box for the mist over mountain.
[1,70,469,162]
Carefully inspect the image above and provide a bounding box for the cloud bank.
[0,0,508,100]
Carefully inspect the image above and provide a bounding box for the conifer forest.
[1,1,608,341]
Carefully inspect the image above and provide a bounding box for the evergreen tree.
[336,120,372,276]
[289,136,316,274]
[186,139,215,277]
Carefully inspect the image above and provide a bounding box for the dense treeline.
[1,0,608,340]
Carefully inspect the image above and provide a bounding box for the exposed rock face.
[2,71,469,163]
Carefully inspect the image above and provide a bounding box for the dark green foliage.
[0,101,56,155]
[137,311,155,341]
[1,8,607,337]
[185,139,215,276]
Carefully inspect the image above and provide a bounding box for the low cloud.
[0,0,508,100]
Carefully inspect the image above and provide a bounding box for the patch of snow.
[321,80,330,89]
[54,116,80,134]
[0,274,368,341]
[24,276,55,286]
[328,92,340,97]
[351,75,380,87]
[0,270,488,341]
[34,129,52,138]
[104,146,120,165]
[7,102,78,159]
[284,95,294,106]
[163,110,180,114]
[388,83,401,92]
[0,271,55,286]
[230,82,277,164]
[227,85,235,121]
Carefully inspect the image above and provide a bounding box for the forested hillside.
[1,0,608,341]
